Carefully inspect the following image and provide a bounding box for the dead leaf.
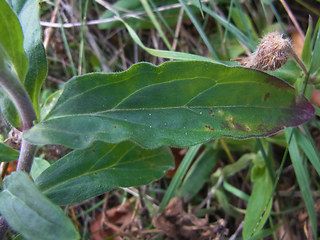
[90,198,137,240]
[311,89,320,107]
[153,197,228,240]
[290,28,304,57]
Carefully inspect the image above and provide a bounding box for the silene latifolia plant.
[0,1,319,240]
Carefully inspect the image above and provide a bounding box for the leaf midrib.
[46,104,300,120]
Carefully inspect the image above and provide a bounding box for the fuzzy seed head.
[236,32,293,71]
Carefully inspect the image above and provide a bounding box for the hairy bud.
[234,32,294,71]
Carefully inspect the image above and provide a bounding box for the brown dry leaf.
[153,197,228,240]
[295,199,320,240]
[311,89,320,107]
[6,161,17,176]
[166,148,185,178]
[90,213,114,240]
[4,128,21,150]
[90,198,138,240]
[290,29,304,57]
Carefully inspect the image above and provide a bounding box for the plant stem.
[0,72,37,131]
[16,141,37,173]
[0,70,37,239]
[0,71,37,170]
[291,50,308,78]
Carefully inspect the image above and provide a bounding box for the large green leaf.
[0,1,27,128]
[0,1,27,82]
[0,172,79,240]
[7,0,48,118]
[24,61,314,149]
[35,141,173,205]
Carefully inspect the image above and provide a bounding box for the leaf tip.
[290,97,315,127]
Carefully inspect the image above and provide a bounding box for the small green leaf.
[180,147,218,200]
[222,153,255,178]
[24,61,315,149]
[0,172,79,240]
[30,157,50,180]
[0,1,27,82]
[36,141,173,205]
[40,90,62,121]
[243,154,273,239]
[0,142,19,162]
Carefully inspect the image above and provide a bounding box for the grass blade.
[285,128,317,239]
[188,0,255,51]
[179,0,219,59]
[140,0,172,50]
[301,16,313,67]
[295,126,320,176]
[119,17,219,62]
[180,146,218,200]
[159,144,201,211]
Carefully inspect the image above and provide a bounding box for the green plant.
[0,1,319,239]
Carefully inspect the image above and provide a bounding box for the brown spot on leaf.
[233,122,246,131]
[205,125,215,131]
[227,117,248,132]
[257,123,266,132]
[112,125,117,128]
[264,92,270,101]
